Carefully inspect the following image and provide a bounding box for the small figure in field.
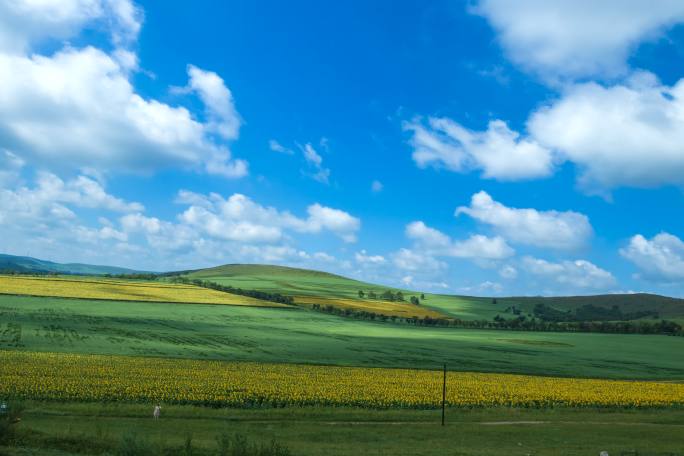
[153,404,161,420]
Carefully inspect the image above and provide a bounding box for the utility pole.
[441,363,446,426]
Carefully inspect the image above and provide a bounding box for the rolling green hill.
[184,263,402,299]
[182,264,684,322]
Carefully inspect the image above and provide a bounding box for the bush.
[216,432,292,456]
[117,431,152,456]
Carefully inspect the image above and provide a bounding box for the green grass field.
[2,294,683,379]
[3,402,684,456]
[1,265,683,455]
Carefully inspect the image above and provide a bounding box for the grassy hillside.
[183,264,445,318]
[2,294,683,380]
[184,264,684,322]
[0,275,283,307]
[0,253,143,275]
[184,264,403,299]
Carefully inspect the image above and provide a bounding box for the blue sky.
[2,1,684,297]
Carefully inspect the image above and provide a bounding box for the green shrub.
[117,431,151,456]
[216,432,291,456]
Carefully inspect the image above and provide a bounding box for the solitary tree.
[358,290,365,298]
[420,293,425,300]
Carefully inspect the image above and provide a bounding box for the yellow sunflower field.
[1,350,683,409]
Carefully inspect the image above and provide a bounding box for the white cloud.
[301,143,330,184]
[529,73,684,191]
[406,221,451,248]
[0,172,142,228]
[498,265,518,279]
[174,191,360,244]
[405,117,554,180]
[620,232,684,282]
[392,248,447,272]
[355,250,386,265]
[456,191,592,250]
[371,180,383,192]
[312,252,335,262]
[472,0,684,81]
[185,64,241,141]
[0,150,25,187]
[406,220,514,261]
[522,256,616,289]
[0,0,142,53]
[0,2,247,179]
[449,234,514,260]
[269,139,293,154]
[304,204,360,242]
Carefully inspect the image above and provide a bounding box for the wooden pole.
[441,363,446,426]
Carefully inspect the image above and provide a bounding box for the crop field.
[294,295,447,319]
[2,294,684,379]
[0,275,282,307]
[3,350,683,408]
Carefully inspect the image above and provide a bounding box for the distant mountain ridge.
[0,253,143,275]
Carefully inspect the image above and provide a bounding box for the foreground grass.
[3,402,684,455]
[0,275,282,307]
[2,295,684,379]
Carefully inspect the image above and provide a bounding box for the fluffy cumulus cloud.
[0,174,358,270]
[472,0,684,81]
[0,0,142,53]
[0,0,247,178]
[409,75,684,192]
[402,3,684,194]
[175,191,360,244]
[0,171,142,258]
[405,117,554,180]
[456,191,592,250]
[620,233,684,282]
[529,73,684,191]
[392,248,447,272]
[0,172,142,226]
[522,256,616,290]
[406,221,514,260]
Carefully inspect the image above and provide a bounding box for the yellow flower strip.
[1,350,682,408]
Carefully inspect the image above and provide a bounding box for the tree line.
[170,276,295,305]
[311,303,683,336]
[532,303,659,322]
[357,289,424,305]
